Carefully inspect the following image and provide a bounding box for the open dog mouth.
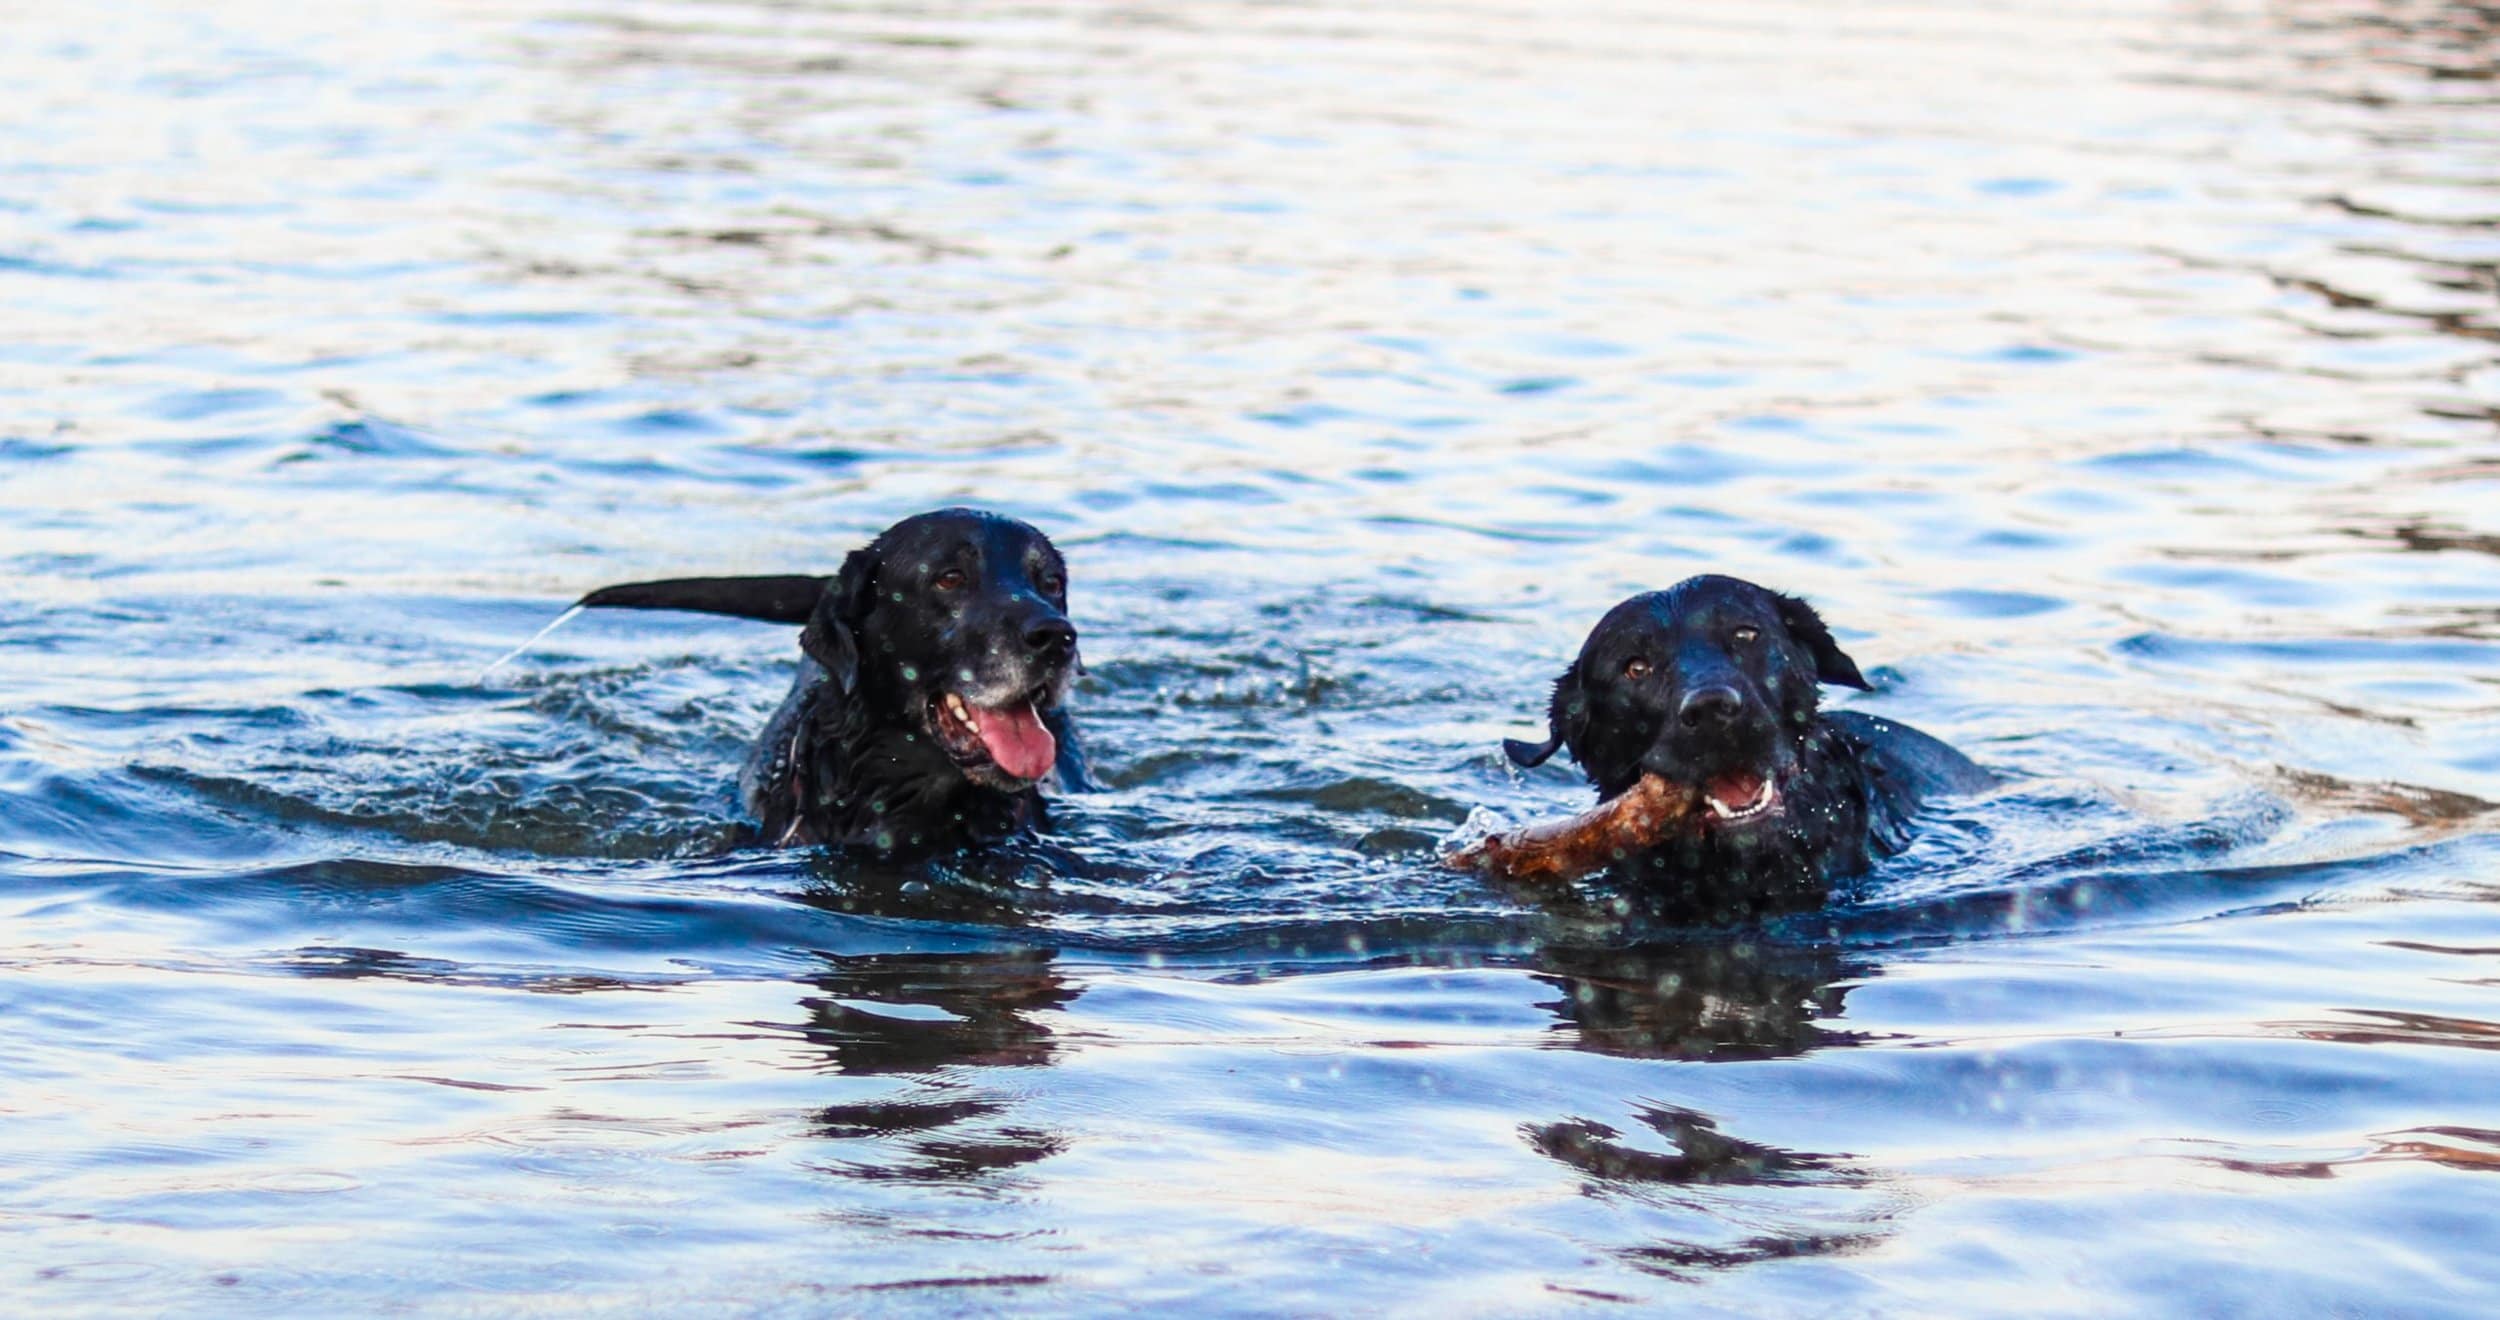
[1699,767,1780,824]
[931,690,1058,784]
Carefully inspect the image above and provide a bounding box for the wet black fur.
[581,508,1091,857]
[1505,575,1989,913]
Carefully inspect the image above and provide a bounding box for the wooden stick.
[1445,774,1696,885]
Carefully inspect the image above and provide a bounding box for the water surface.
[4,0,2499,1312]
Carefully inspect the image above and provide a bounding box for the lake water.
[4,0,2498,1312]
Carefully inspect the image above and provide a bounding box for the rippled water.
[4,0,2499,1312]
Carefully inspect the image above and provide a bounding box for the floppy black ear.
[1774,592,1872,691]
[577,575,825,624]
[800,547,879,695]
[1504,663,1587,768]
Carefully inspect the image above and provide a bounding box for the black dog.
[579,508,1090,856]
[1504,575,1989,912]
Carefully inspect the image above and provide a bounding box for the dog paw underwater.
[1461,574,1998,921]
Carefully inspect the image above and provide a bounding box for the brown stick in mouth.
[1444,774,1697,886]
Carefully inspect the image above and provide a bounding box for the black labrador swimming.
[578,508,1090,856]
[1504,574,1990,913]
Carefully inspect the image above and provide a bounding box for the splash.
[475,605,584,684]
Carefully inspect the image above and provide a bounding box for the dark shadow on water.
[1617,1227,1891,1283]
[1532,938,1873,1061]
[801,949,1075,1187]
[796,948,1074,1076]
[1522,938,1896,1280]
[1530,1105,1859,1188]
[793,853,1051,930]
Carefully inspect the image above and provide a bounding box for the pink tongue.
[974,700,1057,782]
[1706,769,1765,808]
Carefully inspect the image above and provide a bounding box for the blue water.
[4,0,2499,1313]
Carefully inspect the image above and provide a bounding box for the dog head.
[806,508,1079,792]
[1504,575,1869,834]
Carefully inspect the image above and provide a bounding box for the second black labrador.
[579,508,1090,856]
[1504,574,1990,913]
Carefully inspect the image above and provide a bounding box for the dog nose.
[1677,685,1741,729]
[1023,617,1077,656]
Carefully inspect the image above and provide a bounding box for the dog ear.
[1504,663,1587,768]
[1774,592,1872,691]
[576,575,824,624]
[800,547,879,695]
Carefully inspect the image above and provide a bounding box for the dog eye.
[934,569,968,591]
[1622,657,1651,680]
[1036,571,1064,596]
[1731,627,1760,644]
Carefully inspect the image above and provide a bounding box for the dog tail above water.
[576,575,825,625]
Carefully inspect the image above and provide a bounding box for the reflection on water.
[1535,940,1866,1061]
[2,0,2499,1311]
[801,949,1072,1075]
[804,952,1072,1190]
